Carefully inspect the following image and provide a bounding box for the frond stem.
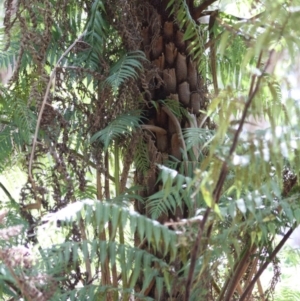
[162,106,188,162]
[141,124,167,135]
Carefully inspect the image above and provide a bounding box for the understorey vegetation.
[1,0,300,300]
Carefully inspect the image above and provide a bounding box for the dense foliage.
[1,0,300,300]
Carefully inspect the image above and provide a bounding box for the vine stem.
[28,31,86,182]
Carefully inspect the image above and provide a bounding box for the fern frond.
[108,189,145,207]
[12,98,36,144]
[159,98,188,119]
[105,51,146,90]
[274,285,300,301]
[134,137,150,173]
[55,285,155,301]
[147,188,183,219]
[84,0,108,54]
[183,127,214,153]
[42,199,177,257]
[168,0,205,68]
[90,110,143,151]
[0,127,13,169]
[147,165,194,219]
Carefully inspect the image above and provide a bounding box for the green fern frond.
[147,165,194,219]
[183,127,214,152]
[134,138,150,173]
[42,199,177,257]
[266,75,282,102]
[0,91,36,169]
[108,189,145,206]
[84,0,108,54]
[74,183,98,199]
[274,285,300,301]
[0,127,13,168]
[147,188,184,219]
[168,0,205,68]
[12,98,36,144]
[218,31,247,88]
[56,285,155,301]
[159,98,188,118]
[105,51,146,90]
[90,110,143,151]
[0,27,19,70]
[43,240,169,277]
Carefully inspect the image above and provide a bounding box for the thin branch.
[223,244,256,301]
[209,11,219,95]
[0,182,16,204]
[239,226,295,301]
[192,0,218,20]
[213,50,267,204]
[184,207,210,301]
[185,50,274,301]
[28,31,86,182]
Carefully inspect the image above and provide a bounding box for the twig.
[213,51,266,203]
[192,0,218,20]
[209,11,219,95]
[28,31,86,182]
[239,226,295,301]
[184,207,210,301]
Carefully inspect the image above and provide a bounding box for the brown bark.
[132,1,209,299]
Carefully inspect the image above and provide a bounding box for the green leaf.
[105,51,146,90]
[90,111,142,150]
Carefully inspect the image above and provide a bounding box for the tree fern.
[2,0,300,300]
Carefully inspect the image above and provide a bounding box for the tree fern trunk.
[135,0,208,208]
[128,1,209,299]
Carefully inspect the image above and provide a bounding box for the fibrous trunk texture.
[128,1,209,299]
[135,1,208,216]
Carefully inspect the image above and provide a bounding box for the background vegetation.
[0,0,300,300]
